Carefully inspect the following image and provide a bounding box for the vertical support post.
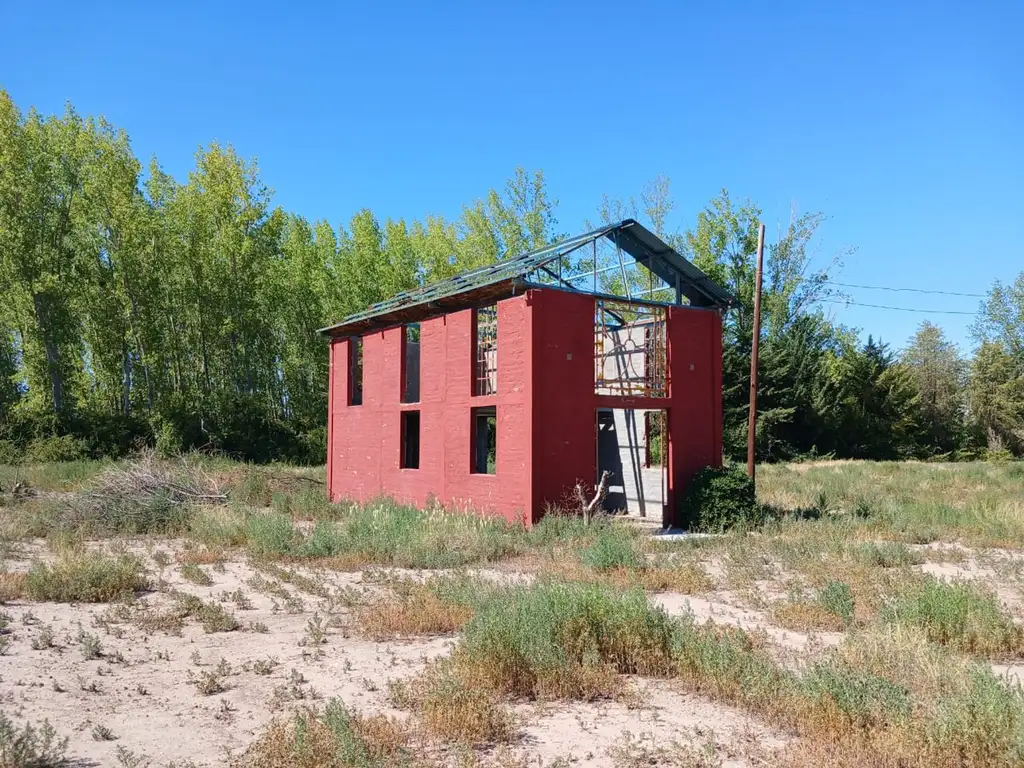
[615,229,631,300]
[747,224,766,480]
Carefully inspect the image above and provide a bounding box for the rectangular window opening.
[594,300,667,397]
[473,305,498,396]
[400,411,420,469]
[348,337,363,406]
[471,406,496,474]
[401,323,420,403]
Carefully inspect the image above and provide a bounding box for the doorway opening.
[596,408,667,524]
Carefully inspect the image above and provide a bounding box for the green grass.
[881,577,1024,657]
[210,500,529,569]
[24,550,148,602]
[579,525,645,570]
[449,580,676,700]
[0,460,110,493]
[758,460,1024,546]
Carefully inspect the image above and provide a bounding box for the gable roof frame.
[318,219,733,337]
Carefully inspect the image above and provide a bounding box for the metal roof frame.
[318,219,733,337]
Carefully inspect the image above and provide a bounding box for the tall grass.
[881,577,1024,657]
[446,581,676,700]
[758,461,1024,546]
[194,500,529,569]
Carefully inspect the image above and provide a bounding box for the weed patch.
[449,581,676,700]
[881,578,1024,657]
[24,551,148,602]
[240,700,411,768]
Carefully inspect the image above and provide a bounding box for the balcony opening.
[348,337,363,406]
[400,411,420,469]
[471,406,496,474]
[473,305,497,396]
[401,323,420,403]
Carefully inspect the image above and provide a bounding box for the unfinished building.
[318,219,732,528]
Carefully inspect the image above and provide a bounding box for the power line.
[824,281,986,298]
[823,299,978,316]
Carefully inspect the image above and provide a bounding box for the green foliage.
[881,578,1024,657]
[579,525,644,570]
[0,85,1020,465]
[456,581,676,698]
[817,580,855,627]
[800,663,912,726]
[678,465,757,533]
[24,551,148,602]
[0,711,69,768]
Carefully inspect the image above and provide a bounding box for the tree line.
[0,90,1021,464]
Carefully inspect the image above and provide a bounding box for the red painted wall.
[528,289,723,527]
[327,287,723,527]
[327,295,532,524]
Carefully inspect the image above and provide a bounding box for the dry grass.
[388,666,515,745]
[769,600,847,632]
[238,701,412,768]
[0,572,26,603]
[176,547,228,565]
[357,590,474,640]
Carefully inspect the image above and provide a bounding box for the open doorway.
[596,408,667,524]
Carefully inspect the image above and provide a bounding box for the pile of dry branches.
[66,450,225,533]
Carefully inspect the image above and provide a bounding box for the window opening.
[473,305,498,396]
[401,324,420,403]
[349,337,363,405]
[594,300,667,397]
[400,411,420,469]
[471,407,496,474]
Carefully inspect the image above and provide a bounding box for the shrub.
[24,551,148,602]
[453,581,676,700]
[0,711,69,767]
[678,465,757,533]
[240,700,410,768]
[855,541,923,568]
[23,435,90,464]
[579,525,644,570]
[246,513,301,558]
[389,666,514,744]
[881,578,1024,657]
[356,574,497,640]
[818,580,856,627]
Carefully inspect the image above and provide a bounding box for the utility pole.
[747,224,765,480]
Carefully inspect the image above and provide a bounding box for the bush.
[678,465,757,533]
[0,711,69,767]
[453,581,676,700]
[579,525,644,570]
[881,578,1024,657]
[24,551,149,603]
[240,700,411,768]
[23,435,89,464]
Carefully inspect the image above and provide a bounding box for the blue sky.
[2,1,1021,352]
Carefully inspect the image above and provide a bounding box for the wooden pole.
[747,224,766,480]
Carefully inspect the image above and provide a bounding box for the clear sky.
[2,1,1021,352]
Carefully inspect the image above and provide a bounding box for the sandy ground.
[10,535,1024,766]
[0,541,799,767]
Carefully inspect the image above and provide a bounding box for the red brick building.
[319,220,731,528]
